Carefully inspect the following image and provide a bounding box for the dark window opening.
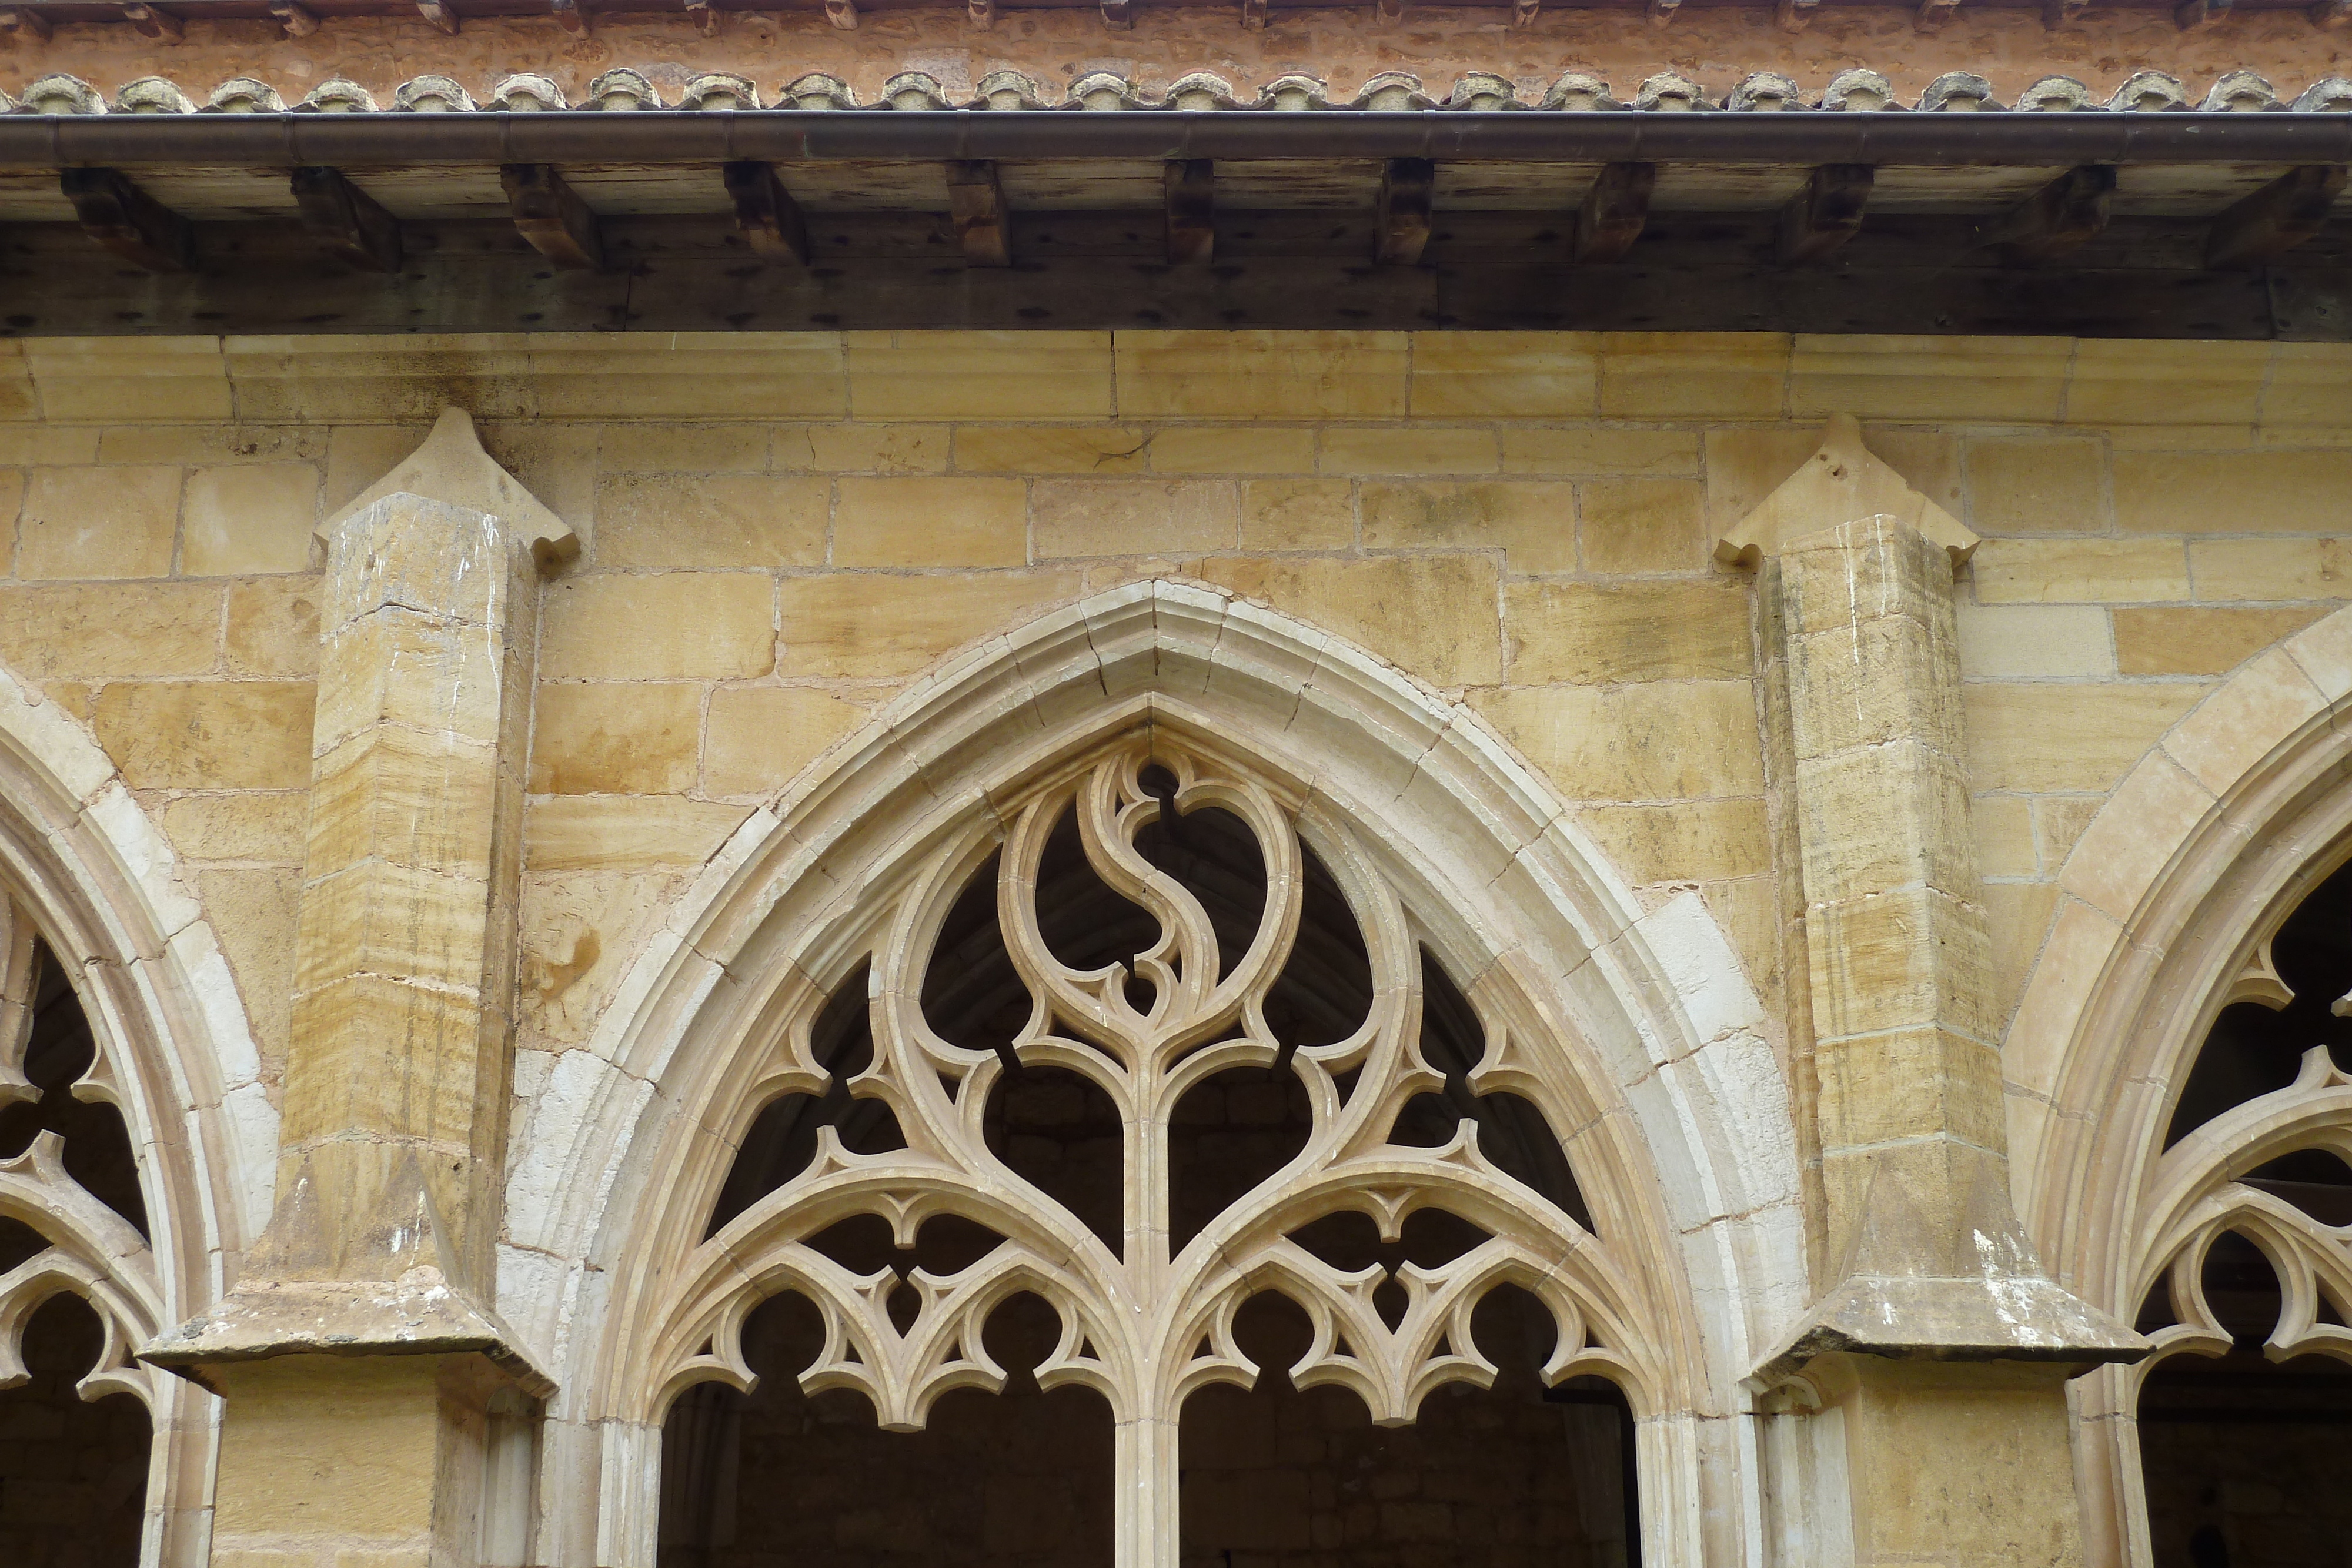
[2168,857,2352,1148]
[1177,1289,1639,1567]
[2137,1233,2352,1568]
[705,962,904,1238]
[0,941,147,1238]
[0,1293,151,1568]
[1391,948,1593,1233]
[656,1290,1114,1568]
[983,1065,1125,1258]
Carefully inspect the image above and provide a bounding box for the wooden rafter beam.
[968,0,994,24]
[2317,0,2352,27]
[1166,159,1214,264]
[1645,0,1676,21]
[1375,157,1434,266]
[550,0,587,32]
[724,161,810,265]
[683,0,719,32]
[500,163,602,269]
[1775,0,1817,26]
[2206,165,2347,268]
[269,0,319,34]
[1984,165,2115,265]
[60,168,195,272]
[292,166,403,272]
[2176,0,2230,25]
[0,6,52,39]
[121,2,182,41]
[415,0,457,32]
[1240,0,1265,26]
[1916,0,1959,27]
[1100,0,1132,25]
[1512,0,1539,25]
[1780,163,1874,263]
[824,0,857,26]
[947,160,1012,267]
[1374,0,1403,20]
[1572,162,1655,263]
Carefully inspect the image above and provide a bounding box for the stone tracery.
[637,730,1661,1560]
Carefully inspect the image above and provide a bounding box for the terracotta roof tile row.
[9,64,2352,116]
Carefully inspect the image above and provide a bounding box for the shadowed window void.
[0,942,151,1568]
[2136,1235,2352,1568]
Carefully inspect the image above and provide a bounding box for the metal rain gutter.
[2,110,2350,168]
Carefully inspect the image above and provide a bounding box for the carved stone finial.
[1714,412,1977,570]
[320,406,576,563]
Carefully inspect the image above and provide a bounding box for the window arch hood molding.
[517,579,1802,1568]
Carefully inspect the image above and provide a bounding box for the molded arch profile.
[0,661,275,1563]
[2002,605,2352,1566]
[511,579,1801,1568]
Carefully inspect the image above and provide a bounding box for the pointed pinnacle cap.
[1715,413,1977,571]
[321,406,576,563]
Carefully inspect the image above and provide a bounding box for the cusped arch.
[512,580,1802,1568]
[2002,606,2352,1566]
[0,660,275,1562]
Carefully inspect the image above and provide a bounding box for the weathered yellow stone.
[593,474,828,570]
[776,571,1084,679]
[2032,795,2102,872]
[314,606,515,751]
[525,795,754,871]
[1032,479,1238,557]
[847,331,1112,420]
[529,333,846,420]
[1408,332,1601,419]
[0,469,19,578]
[1808,885,1994,1045]
[520,870,673,1044]
[541,575,775,681]
[2186,538,2352,602]
[25,337,234,423]
[92,680,315,790]
[1240,479,1354,550]
[1795,739,1975,897]
[1578,478,1706,573]
[1200,555,1502,687]
[595,423,770,474]
[163,792,310,864]
[305,727,499,881]
[704,686,872,796]
[1984,878,2062,1027]
[1116,332,1409,419]
[796,423,950,474]
[226,578,325,678]
[225,336,534,425]
[1963,437,2106,536]
[1969,539,2191,604]
[1702,875,1782,1015]
[954,425,1151,474]
[1954,604,2113,680]
[1149,426,1318,475]
[1472,682,1765,800]
[0,428,99,467]
[179,464,322,576]
[293,860,495,997]
[1815,1023,2006,1148]
[1506,580,1752,684]
[1499,428,1698,477]
[2069,339,2270,428]
[1599,332,1789,419]
[1359,482,1575,570]
[833,477,1028,569]
[2116,449,2352,536]
[96,424,320,467]
[323,425,432,513]
[1962,683,2206,792]
[1704,426,1955,540]
[529,681,705,794]
[1789,335,2073,423]
[2113,605,2328,675]
[1574,798,1770,884]
[199,864,301,1089]
[0,581,220,678]
[210,1356,450,1543]
[16,464,182,580]
[1318,427,1499,476]
[1969,794,2037,880]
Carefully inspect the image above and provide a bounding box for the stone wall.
[2,331,2341,1145]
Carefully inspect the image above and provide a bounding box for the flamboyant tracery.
[0,898,165,1568]
[641,732,1659,1563]
[2127,856,2352,1564]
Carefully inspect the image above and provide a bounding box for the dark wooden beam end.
[292,166,403,272]
[2206,165,2348,268]
[724,161,811,265]
[1166,159,1215,265]
[1985,165,2116,266]
[1779,163,1875,265]
[947,160,1013,266]
[500,163,603,270]
[1572,162,1655,263]
[1376,157,1435,266]
[59,167,195,272]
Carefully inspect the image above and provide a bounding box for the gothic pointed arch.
[0,662,275,1563]
[2003,608,2352,1566]
[509,580,1803,1568]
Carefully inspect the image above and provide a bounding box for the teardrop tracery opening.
[654,735,1654,1567]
